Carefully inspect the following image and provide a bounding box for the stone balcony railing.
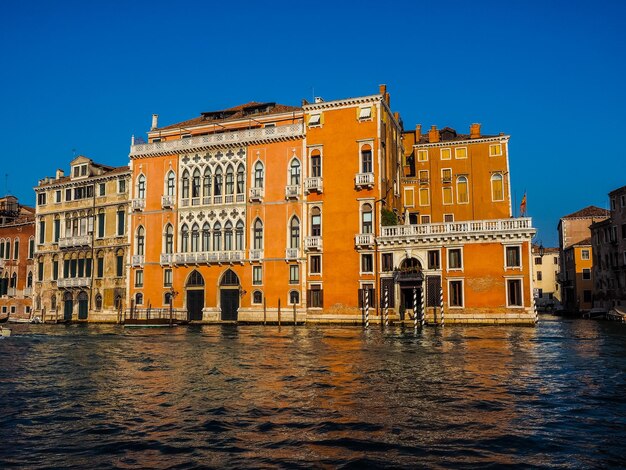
[285,247,299,260]
[249,249,263,261]
[132,255,145,266]
[285,185,301,200]
[130,123,304,157]
[249,187,264,202]
[160,253,175,265]
[355,233,375,248]
[378,217,534,244]
[173,251,244,265]
[24,287,33,297]
[355,172,375,188]
[58,277,91,288]
[132,198,146,211]
[305,236,322,251]
[59,235,91,249]
[162,195,175,208]
[0,259,5,269]
[305,177,323,194]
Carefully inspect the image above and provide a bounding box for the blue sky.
[1,0,625,246]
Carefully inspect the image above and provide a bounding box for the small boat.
[0,313,10,324]
[123,317,186,328]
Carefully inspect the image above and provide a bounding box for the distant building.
[33,157,131,322]
[557,206,609,312]
[0,196,35,321]
[590,185,626,310]
[531,244,560,308]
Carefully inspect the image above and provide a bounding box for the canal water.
[1,316,625,468]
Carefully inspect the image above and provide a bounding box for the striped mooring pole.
[440,286,445,327]
[413,287,418,330]
[384,286,389,327]
[420,288,425,328]
[533,297,538,324]
[364,288,370,329]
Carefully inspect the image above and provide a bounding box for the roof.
[571,237,592,247]
[37,165,130,188]
[157,102,302,131]
[414,126,501,144]
[562,206,610,219]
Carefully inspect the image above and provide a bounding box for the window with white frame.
[505,246,521,268]
[358,107,372,120]
[361,204,372,234]
[254,162,264,188]
[442,187,453,205]
[164,269,172,287]
[290,217,300,249]
[455,147,467,159]
[289,265,299,284]
[310,255,321,274]
[506,279,523,306]
[441,148,451,160]
[252,290,263,304]
[444,214,454,222]
[448,248,462,270]
[289,290,300,305]
[308,114,321,126]
[361,253,373,273]
[135,270,143,287]
[491,173,504,201]
[449,279,463,307]
[253,266,262,285]
[289,159,301,185]
[417,149,428,162]
[456,176,469,203]
[310,150,322,178]
[419,188,430,206]
[137,174,146,199]
[489,143,502,156]
[166,171,176,196]
[360,144,373,173]
[581,249,590,260]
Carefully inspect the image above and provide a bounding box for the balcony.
[378,217,535,245]
[355,233,375,248]
[305,236,322,251]
[173,251,244,265]
[132,198,146,211]
[130,123,305,158]
[285,185,301,200]
[24,287,32,296]
[58,277,91,288]
[59,235,91,249]
[305,177,323,194]
[355,172,375,189]
[132,255,144,266]
[285,247,299,260]
[160,253,175,265]
[249,249,264,261]
[162,195,175,209]
[7,287,16,297]
[249,187,264,202]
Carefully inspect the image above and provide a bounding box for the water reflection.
[1,318,625,468]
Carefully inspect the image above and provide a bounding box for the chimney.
[428,125,440,143]
[55,169,65,179]
[415,124,422,142]
[379,84,387,95]
[470,123,481,139]
[151,114,159,130]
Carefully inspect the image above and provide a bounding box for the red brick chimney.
[428,125,440,143]
[379,84,386,95]
[415,124,422,142]
[470,123,481,139]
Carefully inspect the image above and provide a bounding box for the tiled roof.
[157,102,302,131]
[415,127,500,144]
[571,237,592,247]
[562,206,610,219]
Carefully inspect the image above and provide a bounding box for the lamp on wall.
[539,244,545,257]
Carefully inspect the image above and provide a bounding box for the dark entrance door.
[187,290,204,321]
[220,289,239,321]
[78,292,88,320]
[63,294,73,321]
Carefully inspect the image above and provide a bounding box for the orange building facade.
[126,85,535,324]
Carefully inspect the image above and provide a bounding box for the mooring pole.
[278,298,281,326]
[420,288,425,327]
[440,286,445,327]
[365,288,370,329]
[384,286,389,327]
[293,302,296,325]
[413,287,418,330]
[263,298,267,325]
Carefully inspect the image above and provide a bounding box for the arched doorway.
[77,291,89,320]
[63,291,73,321]
[186,270,205,321]
[220,269,240,321]
[396,257,424,318]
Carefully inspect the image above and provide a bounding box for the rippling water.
[1,316,625,468]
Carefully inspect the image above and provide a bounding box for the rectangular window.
[310,255,321,274]
[417,150,428,162]
[358,107,372,120]
[117,211,125,236]
[444,214,454,222]
[583,290,592,303]
[505,246,521,268]
[455,147,467,159]
[289,265,299,284]
[28,239,34,259]
[361,253,373,273]
[99,183,106,196]
[418,170,429,183]
[404,188,415,207]
[252,266,262,285]
[162,268,172,287]
[428,250,440,270]
[489,143,502,156]
[507,279,523,306]
[581,249,590,260]
[382,253,393,272]
[118,178,126,193]
[449,280,463,307]
[98,213,105,238]
[135,270,143,287]
[554,256,559,265]
[421,215,430,224]
[308,114,321,126]
[308,285,323,308]
[65,188,72,201]
[38,262,44,281]
[448,248,462,270]
[97,257,104,278]
[39,221,45,244]
[440,148,451,160]
[537,271,542,281]
[13,240,19,259]
[116,254,123,277]
[55,190,62,203]
[37,192,46,206]
[441,168,452,184]
[582,268,591,280]
[419,188,430,206]
[535,257,542,265]
[442,187,453,205]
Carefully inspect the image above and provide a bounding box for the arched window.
[202,223,210,251]
[164,292,173,305]
[181,224,189,252]
[224,221,233,251]
[191,223,200,252]
[181,170,190,199]
[491,173,504,201]
[10,272,17,288]
[187,270,205,286]
[311,207,321,237]
[236,165,245,194]
[214,167,223,196]
[166,170,176,196]
[51,294,57,311]
[290,159,301,185]
[253,219,263,249]
[254,161,264,188]
[361,144,373,173]
[135,293,143,305]
[290,217,300,249]
[213,222,222,251]
[457,176,469,203]
[221,269,239,286]
[136,226,145,255]
[192,169,201,198]
[289,290,300,305]
[310,149,322,178]
[203,167,212,198]
[137,174,146,199]
[27,271,33,288]
[235,220,244,250]
[115,294,123,310]
[362,203,373,234]
[253,290,263,304]
[225,165,234,195]
[95,294,102,310]
[164,224,174,254]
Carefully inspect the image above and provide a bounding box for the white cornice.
[414,135,510,149]
[303,94,382,112]
[34,172,131,192]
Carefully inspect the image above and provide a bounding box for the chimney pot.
[428,125,440,143]
[379,84,387,95]
[415,124,422,141]
[470,123,481,139]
